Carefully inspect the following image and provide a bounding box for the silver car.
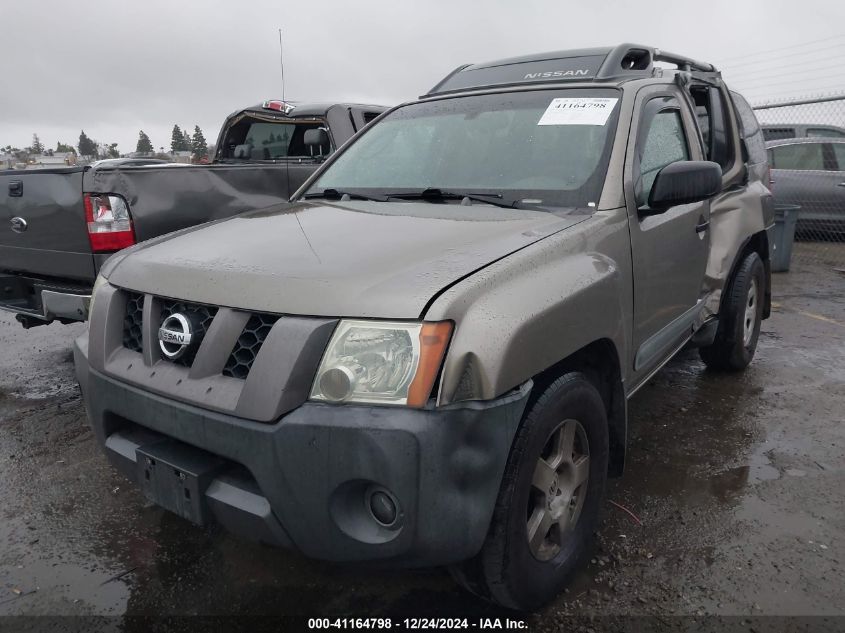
[767,137,845,237]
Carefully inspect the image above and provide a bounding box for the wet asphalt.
[0,243,843,629]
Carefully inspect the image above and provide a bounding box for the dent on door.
[701,181,772,320]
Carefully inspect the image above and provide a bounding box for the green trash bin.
[771,204,799,273]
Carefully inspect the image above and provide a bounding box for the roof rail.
[423,44,718,97]
[650,48,716,73]
[596,44,716,77]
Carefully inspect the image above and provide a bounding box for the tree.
[56,142,76,154]
[181,129,192,152]
[30,133,45,155]
[107,143,120,159]
[191,125,208,161]
[170,124,185,153]
[136,130,153,154]
[78,130,97,158]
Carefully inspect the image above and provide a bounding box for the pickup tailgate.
[0,168,95,282]
[85,163,294,241]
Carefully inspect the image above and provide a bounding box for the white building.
[28,152,77,168]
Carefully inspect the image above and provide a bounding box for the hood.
[108,201,587,318]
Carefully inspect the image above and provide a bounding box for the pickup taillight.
[83,193,136,252]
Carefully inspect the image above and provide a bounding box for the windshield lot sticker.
[538,98,619,126]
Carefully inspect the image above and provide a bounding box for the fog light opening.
[367,486,399,528]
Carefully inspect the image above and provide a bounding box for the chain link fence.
[752,95,845,270]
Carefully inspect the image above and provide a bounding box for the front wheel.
[451,372,609,611]
[700,251,765,371]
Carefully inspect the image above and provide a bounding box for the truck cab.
[0,101,386,328]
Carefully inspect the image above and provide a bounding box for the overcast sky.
[2,0,844,154]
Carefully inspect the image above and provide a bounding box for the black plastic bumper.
[74,336,531,567]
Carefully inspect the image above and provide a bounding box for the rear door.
[0,168,95,281]
[625,88,711,383]
[818,142,845,226]
[768,142,833,221]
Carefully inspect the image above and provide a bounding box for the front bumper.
[74,334,530,567]
[0,273,90,324]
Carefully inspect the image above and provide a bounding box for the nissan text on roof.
[75,44,774,610]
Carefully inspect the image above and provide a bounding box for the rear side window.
[730,92,767,166]
[831,144,845,170]
[769,143,825,170]
[807,127,845,138]
[221,119,330,160]
[763,127,796,141]
[689,85,732,170]
[638,109,690,205]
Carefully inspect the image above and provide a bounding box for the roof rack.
[424,43,718,97]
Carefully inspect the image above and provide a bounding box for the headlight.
[87,274,109,321]
[310,320,453,407]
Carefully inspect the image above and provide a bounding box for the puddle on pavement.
[0,561,129,615]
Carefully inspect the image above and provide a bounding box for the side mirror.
[304,128,330,157]
[644,160,721,214]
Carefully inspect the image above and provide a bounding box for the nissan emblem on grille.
[158,313,194,359]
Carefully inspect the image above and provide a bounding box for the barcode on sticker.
[538,98,619,126]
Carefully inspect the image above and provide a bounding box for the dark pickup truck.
[0,100,386,328]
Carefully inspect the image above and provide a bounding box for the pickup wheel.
[451,373,608,611]
[699,251,765,371]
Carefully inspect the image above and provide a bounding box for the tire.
[451,372,609,611]
[699,251,765,371]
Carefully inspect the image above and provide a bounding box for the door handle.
[695,220,710,233]
[8,180,22,197]
[837,182,845,187]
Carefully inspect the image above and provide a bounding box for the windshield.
[306,88,620,208]
[220,117,330,161]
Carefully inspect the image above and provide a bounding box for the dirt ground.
[1,243,843,631]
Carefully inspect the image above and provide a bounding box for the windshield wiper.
[385,188,512,208]
[303,188,386,202]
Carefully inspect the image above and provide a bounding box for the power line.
[719,41,845,73]
[736,77,845,93]
[722,55,845,81]
[750,93,845,110]
[726,68,845,89]
[740,83,845,95]
[737,87,845,105]
[712,34,845,65]
[742,86,845,102]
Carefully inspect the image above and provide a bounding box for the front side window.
[638,109,690,206]
[769,143,825,170]
[307,88,621,209]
